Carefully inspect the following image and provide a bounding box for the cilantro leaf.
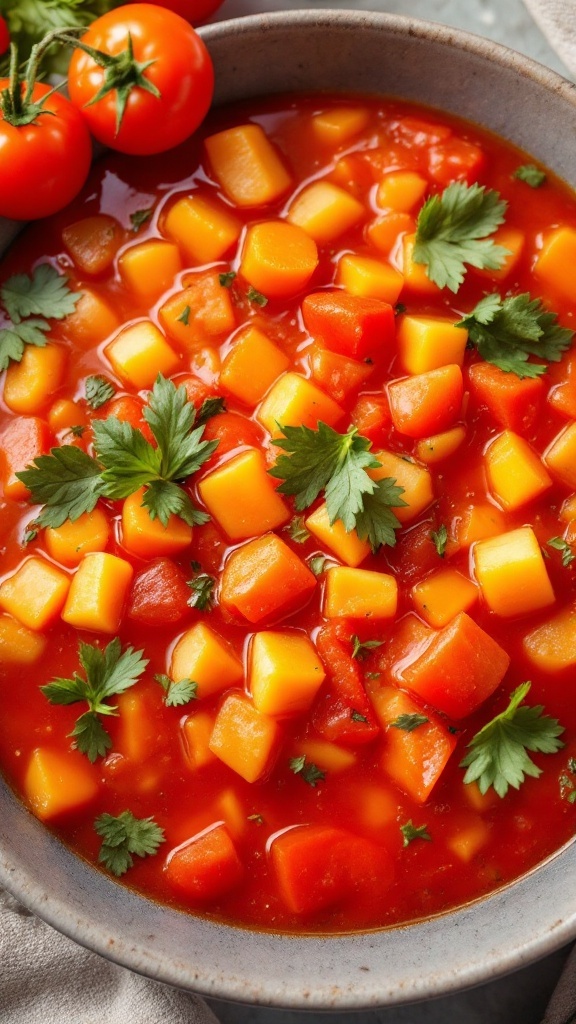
[456,293,573,378]
[400,820,432,847]
[196,396,227,426]
[547,536,575,568]
[431,524,448,558]
[130,208,153,231]
[187,573,216,611]
[289,755,326,787]
[85,375,116,410]
[392,713,429,732]
[351,635,383,660]
[70,711,113,763]
[219,271,236,288]
[287,516,311,544]
[247,286,268,307]
[144,375,218,480]
[16,447,105,529]
[1,264,81,322]
[351,709,369,723]
[95,810,165,877]
[460,682,565,797]
[353,477,405,551]
[309,555,329,575]
[154,673,198,708]
[413,182,509,292]
[513,164,546,188]
[93,416,162,498]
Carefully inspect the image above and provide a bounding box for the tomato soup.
[0,94,575,934]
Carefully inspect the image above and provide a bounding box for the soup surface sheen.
[0,94,575,934]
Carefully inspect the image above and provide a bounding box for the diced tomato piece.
[96,394,155,445]
[270,824,393,914]
[394,117,452,148]
[312,621,380,745]
[397,612,510,719]
[301,291,395,361]
[349,393,391,445]
[546,348,576,420]
[384,521,442,586]
[375,612,434,681]
[127,557,191,625]
[468,362,544,433]
[201,412,264,472]
[0,416,50,501]
[387,365,463,438]
[427,139,486,186]
[165,824,244,901]
[176,373,217,409]
[309,345,373,403]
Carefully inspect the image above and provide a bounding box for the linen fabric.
[524,0,576,75]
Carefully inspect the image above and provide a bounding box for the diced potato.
[61,552,133,633]
[170,622,243,700]
[535,226,576,301]
[240,221,319,298]
[45,509,110,567]
[446,817,490,862]
[62,214,122,275]
[473,526,555,617]
[523,603,576,672]
[397,315,468,374]
[412,568,478,628]
[198,449,289,541]
[401,234,442,293]
[369,450,433,523]
[249,630,325,716]
[163,193,241,263]
[258,372,343,436]
[306,502,371,567]
[182,711,218,770]
[204,124,292,206]
[4,344,67,415]
[209,692,281,782]
[336,254,403,303]
[287,181,365,243]
[220,325,290,406]
[220,533,317,624]
[455,503,506,549]
[158,272,236,351]
[118,240,181,303]
[544,421,576,489]
[415,426,466,464]
[0,557,70,631]
[324,566,398,620]
[311,106,370,145]
[24,747,98,821]
[376,171,427,212]
[60,287,119,348]
[0,613,47,664]
[485,430,551,510]
[105,320,179,389]
[293,738,357,773]
[121,487,192,558]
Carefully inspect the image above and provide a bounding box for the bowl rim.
[1,8,576,1010]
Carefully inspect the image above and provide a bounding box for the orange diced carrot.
[165,824,244,900]
[221,533,316,624]
[387,365,463,438]
[0,417,50,501]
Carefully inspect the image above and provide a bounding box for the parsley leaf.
[269,422,405,551]
[547,536,575,568]
[460,682,565,797]
[130,208,153,231]
[2,264,80,322]
[400,821,432,847]
[187,573,216,611]
[351,709,369,723]
[351,635,383,660]
[177,305,191,326]
[456,293,573,378]
[219,271,236,288]
[309,555,329,575]
[431,524,448,558]
[196,396,226,426]
[392,713,429,732]
[85,375,116,410]
[289,755,326,787]
[95,811,165,877]
[247,286,268,307]
[41,639,148,762]
[513,164,546,188]
[287,516,311,544]
[17,447,105,529]
[154,673,198,707]
[413,182,509,292]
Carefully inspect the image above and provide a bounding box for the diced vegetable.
[287,181,365,243]
[61,552,133,633]
[411,568,478,628]
[45,509,110,567]
[397,315,468,374]
[240,221,319,298]
[170,622,243,700]
[306,503,371,566]
[0,557,70,631]
[24,747,98,821]
[166,824,244,900]
[220,325,290,406]
[209,691,281,782]
[249,630,325,716]
[301,291,395,361]
[163,194,241,264]
[105,321,179,389]
[484,431,551,511]
[473,527,555,617]
[258,372,343,436]
[118,240,182,303]
[324,566,397,620]
[122,488,193,558]
[198,449,289,540]
[4,344,67,415]
[62,215,122,275]
[221,533,316,623]
[204,124,292,207]
[387,365,463,438]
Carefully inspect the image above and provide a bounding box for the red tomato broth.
[0,93,575,934]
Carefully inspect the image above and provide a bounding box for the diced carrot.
[24,747,99,821]
[523,603,576,672]
[62,214,123,275]
[220,533,316,624]
[59,287,119,349]
[301,291,395,361]
[118,240,182,303]
[158,271,236,350]
[287,181,365,243]
[115,686,170,764]
[4,344,67,415]
[162,193,241,264]
[415,425,466,464]
[305,502,371,567]
[312,620,380,745]
[397,612,510,719]
[270,824,393,914]
[0,613,47,664]
[535,226,576,302]
[336,254,404,304]
[170,622,243,700]
[484,431,551,511]
[544,421,576,489]
[366,211,415,256]
[387,365,463,438]
[240,221,319,298]
[0,416,50,501]
[198,449,289,541]
[258,373,344,437]
[165,824,244,900]
[220,325,289,407]
[376,171,427,213]
[312,106,370,146]
[48,398,87,435]
[427,138,486,186]
[121,487,192,559]
[127,557,191,625]
[468,362,544,433]
[309,345,373,404]
[411,568,478,628]
[0,557,70,631]
[349,394,391,444]
[376,612,434,682]
[45,509,110,567]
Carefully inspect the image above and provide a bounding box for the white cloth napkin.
[524,0,576,76]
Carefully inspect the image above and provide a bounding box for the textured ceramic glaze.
[1,11,575,1009]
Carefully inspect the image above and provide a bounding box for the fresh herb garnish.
[247,813,264,825]
[287,516,311,544]
[289,755,326,787]
[269,421,405,552]
[513,164,546,188]
[392,713,429,732]
[400,820,432,847]
[195,396,226,426]
[309,555,329,576]
[85,374,116,410]
[460,682,565,797]
[66,425,86,439]
[154,673,198,708]
[413,182,509,292]
[456,293,572,378]
[395,302,407,315]
[351,635,383,660]
[177,304,191,326]
[431,524,448,558]
[41,638,148,762]
[351,709,369,723]
[130,207,153,231]
[94,811,165,877]
[247,285,268,307]
[187,573,216,611]
[0,264,81,371]
[547,536,576,568]
[219,271,236,288]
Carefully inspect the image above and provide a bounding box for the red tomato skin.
[67,5,214,155]
[0,83,92,221]
[149,0,225,24]
[0,16,9,55]
[127,557,191,625]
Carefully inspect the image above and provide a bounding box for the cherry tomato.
[0,82,92,221]
[146,0,226,24]
[0,16,9,55]
[67,4,214,155]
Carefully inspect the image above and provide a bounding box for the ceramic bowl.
[1,10,576,1009]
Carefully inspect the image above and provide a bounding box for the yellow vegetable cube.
[535,226,576,301]
[220,325,289,406]
[415,426,466,464]
[306,502,370,567]
[293,738,357,773]
[258,372,343,435]
[523,603,576,672]
[170,622,243,700]
[485,431,552,511]
[311,106,370,145]
[324,566,398,620]
[209,691,280,782]
[61,552,133,633]
[60,287,119,349]
[287,181,365,243]
[473,526,555,617]
[204,123,292,207]
[163,194,241,263]
[105,320,179,389]
[544,422,576,489]
[48,398,87,435]
[182,711,218,770]
[3,343,67,415]
[198,449,289,541]
[0,557,70,631]
[45,509,110,567]
[336,254,403,303]
[118,240,182,302]
[249,630,325,716]
[412,568,478,628]
[62,214,122,275]
[397,315,468,375]
[0,613,46,664]
[401,234,442,294]
[376,171,428,212]
[370,450,433,523]
[121,487,192,558]
[24,747,98,821]
[455,503,506,549]
[446,817,489,862]
[560,494,576,522]
[159,272,236,351]
[240,220,319,298]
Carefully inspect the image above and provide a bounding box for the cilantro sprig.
[400,821,432,847]
[460,682,565,797]
[289,755,326,787]
[456,293,572,378]
[413,182,509,292]
[0,264,81,371]
[269,422,406,551]
[187,572,216,611]
[513,164,546,188]
[18,374,218,530]
[154,673,198,708]
[95,811,165,877]
[41,638,148,762]
[392,713,429,732]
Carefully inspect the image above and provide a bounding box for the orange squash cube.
[249,630,325,716]
[204,123,291,206]
[48,398,87,435]
[446,817,490,862]
[473,526,555,618]
[59,287,119,348]
[401,233,442,294]
[287,181,365,243]
[118,240,182,302]
[0,557,70,631]
[198,449,289,541]
[166,824,244,900]
[4,343,67,415]
[306,502,371,567]
[45,509,110,567]
[258,372,343,436]
[387,364,464,438]
[62,214,122,275]
[474,226,524,281]
[485,430,551,511]
[311,106,370,145]
[336,254,404,304]
[0,613,47,664]
[415,426,466,465]
[370,450,432,523]
[367,211,415,256]
[162,193,241,264]
[170,622,243,700]
[544,422,576,489]
[240,221,319,298]
[121,487,192,558]
[209,692,281,782]
[24,747,99,821]
[220,325,290,406]
[182,711,218,770]
[158,272,236,351]
[105,321,179,389]
[522,603,576,672]
[376,171,427,212]
[61,552,133,633]
[455,503,506,549]
[221,533,317,624]
[115,687,169,764]
[324,566,398,620]
[397,314,468,374]
[293,737,357,773]
[411,568,478,628]
[535,226,576,301]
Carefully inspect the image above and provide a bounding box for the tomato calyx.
[0,37,60,128]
